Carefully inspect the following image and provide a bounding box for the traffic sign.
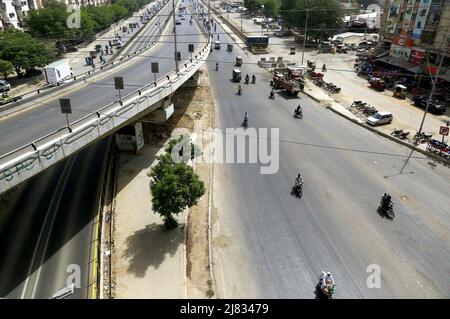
[439,126,449,136]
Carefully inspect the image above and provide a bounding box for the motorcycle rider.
[252,74,256,83]
[245,74,250,84]
[215,62,219,71]
[295,173,303,188]
[322,63,327,72]
[381,193,393,212]
[295,105,302,116]
[270,88,275,98]
[319,271,335,295]
[238,84,242,95]
[243,112,249,125]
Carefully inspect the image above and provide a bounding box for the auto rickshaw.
[232,69,242,82]
[290,46,296,55]
[227,43,233,52]
[393,84,407,99]
[95,44,102,53]
[235,56,243,67]
[369,77,386,91]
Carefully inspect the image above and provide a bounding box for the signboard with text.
[412,0,432,39]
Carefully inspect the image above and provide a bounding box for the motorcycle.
[242,118,248,128]
[269,90,275,99]
[294,110,303,119]
[292,181,303,198]
[215,63,218,71]
[238,86,242,96]
[315,279,335,299]
[252,75,256,84]
[378,197,395,220]
[245,75,250,85]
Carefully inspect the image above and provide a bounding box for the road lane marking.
[19,155,76,299]
[30,155,76,299]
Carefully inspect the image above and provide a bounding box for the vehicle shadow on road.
[123,223,185,278]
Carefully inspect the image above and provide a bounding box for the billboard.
[386,0,401,34]
[390,44,412,61]
[410,47,426,65]
[401,0,416,34]
[412,0,432,39]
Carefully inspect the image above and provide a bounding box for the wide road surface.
[208,13,450,298]
[0,0,205,157]
[0,137,110,298]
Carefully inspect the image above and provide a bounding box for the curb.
[303,89,322,103]
[326,105,450,166]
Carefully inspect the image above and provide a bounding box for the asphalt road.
[208,15,450,298]
[0,137,110,299]
[0,1,205,157]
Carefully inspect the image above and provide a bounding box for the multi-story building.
[378,0,450,84]
[0,0,32,29]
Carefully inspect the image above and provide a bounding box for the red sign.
[410,48,425,65]
[392,35,414,48]
[424,64,439,75]
[440,126,449,136]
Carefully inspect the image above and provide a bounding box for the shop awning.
[369,47,389,58]
[375,57,421,74]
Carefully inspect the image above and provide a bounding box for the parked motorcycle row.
[351,100,378,115]
[426,139,450,159]
[390,128,410,140]
[312,78,341,94]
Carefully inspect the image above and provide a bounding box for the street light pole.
[301,9,309,66]
[417,30,450,137]
[261,4,264,38]
[171,0,179,72]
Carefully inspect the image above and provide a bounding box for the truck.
[246,36,269,48]
[43,59,71,85]
[273,72,303,96]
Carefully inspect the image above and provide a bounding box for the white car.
[0,80,10,92]
[366,111,393,126]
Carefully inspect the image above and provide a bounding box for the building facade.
[0,0,110,30]
[379,0,450,81]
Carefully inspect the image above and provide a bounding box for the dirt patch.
[180,67,217,299]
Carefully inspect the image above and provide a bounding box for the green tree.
[150,153,205,229]
[0,60,14,79]
[24,0,75,40]
[263,0,279,17]
[244,0,263,12]
[0,29,53,77]
[279,0,343,41]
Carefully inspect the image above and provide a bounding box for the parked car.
[175,20,181,25]
[0,80,11,92]
[366,111,393,126]
[413,95,446,114]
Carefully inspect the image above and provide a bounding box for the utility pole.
[261,4,264,38]
[171,0,179,72]
[301,10,309,66]
[417,29,450,137]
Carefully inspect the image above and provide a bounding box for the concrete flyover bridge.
[0,13,211,194]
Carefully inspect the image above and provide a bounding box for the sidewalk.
[112,146,186,299]
[111,61,215,298]
[8,1,167,97]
